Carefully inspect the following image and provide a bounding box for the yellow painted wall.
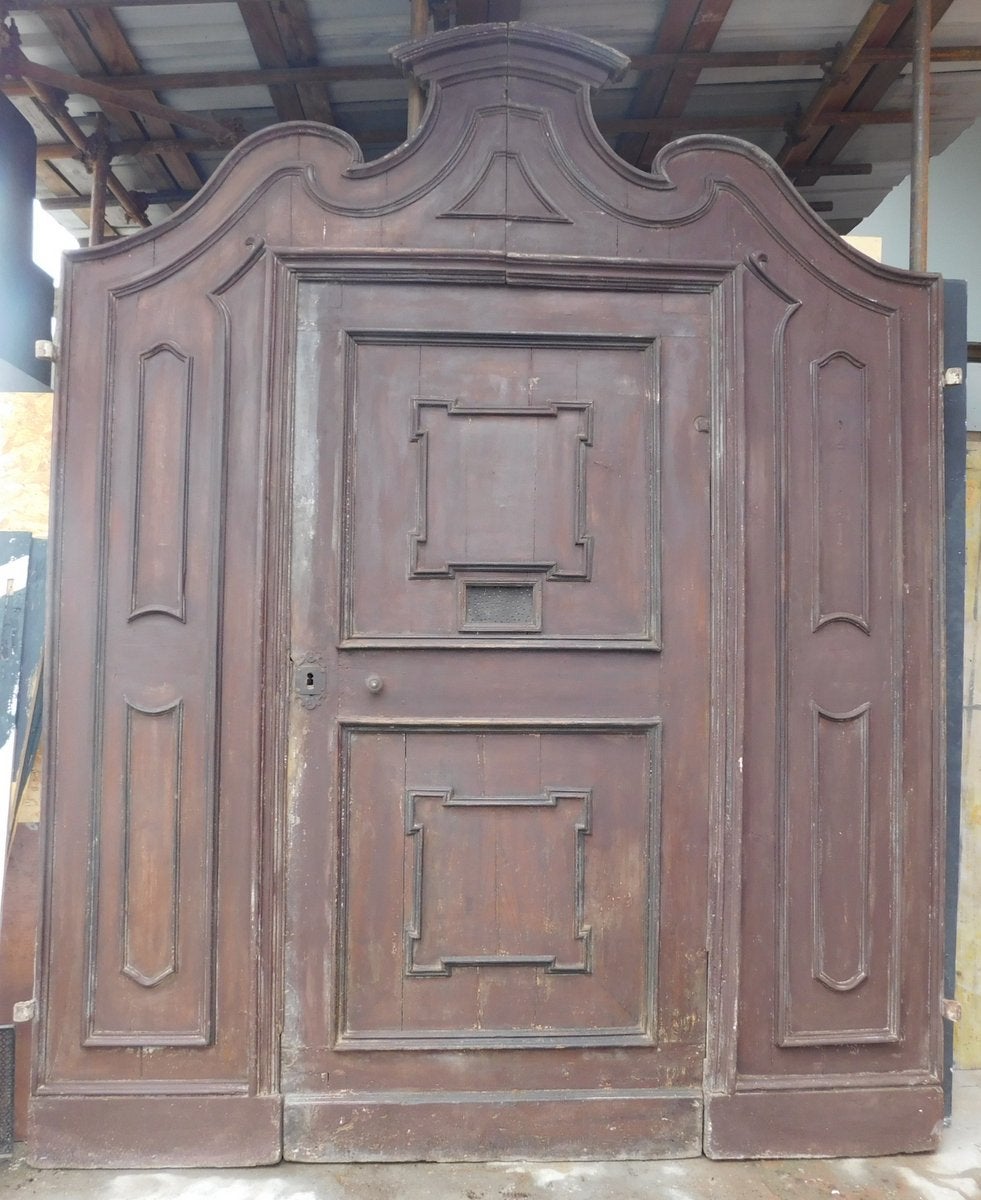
[958,431,981,1066]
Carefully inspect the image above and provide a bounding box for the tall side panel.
[85,297,220,1047]
[778,300,903,1048]
[709,234,943,1157]
[34,233,280,1165]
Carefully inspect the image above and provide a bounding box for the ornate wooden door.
[34,22,945,1168]
[281,278,714,1158]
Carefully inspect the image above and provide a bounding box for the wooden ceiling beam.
[634,0,737,169]
[789,161,874,187]
[272,0,334,125]
[28,5,207,209]
[42,186,196,209]
[35,151,118,237]
[603,109,912,134]
[31,5,177,199]
[799,0,960,173]
[238,0,334,125]
[12,0,230,8]
[14,53,237,142]
[58,4,206,188]
[38,135,224,159]
[4,46,979,100]
[454,0,521,23]
[35,124,404,161]
[618,0,705,165]
[31,109,908,175]
[24,73,149,224]
[238,1,305,121]
[777,0,906,168]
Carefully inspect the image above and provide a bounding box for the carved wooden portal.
[34,23,945,1167]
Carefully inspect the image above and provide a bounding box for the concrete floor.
[1,1073,979,1199]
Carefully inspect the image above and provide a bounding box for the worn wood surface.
[0,822,40,1139]
[957,431,981,1067]
[35,21,945,1166]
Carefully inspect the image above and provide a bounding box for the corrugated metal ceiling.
[4,0,980,240]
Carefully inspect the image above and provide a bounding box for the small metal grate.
[459,579,543,632]
[465,583,536,626]
[0,1025,13,1157]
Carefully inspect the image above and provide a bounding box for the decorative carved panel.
[810,703,871,994]
[121,700,183,988]
[775,294,903,1051]
[337,725,660,1048]
[409,397,593,579]
[404,788,592,976]
[81,277,237,1049]
[131,343,192,622]
[441,150,570,223]
[811,351,870,633]
[338,325,660,647]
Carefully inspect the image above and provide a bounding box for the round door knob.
[365,674,384,694]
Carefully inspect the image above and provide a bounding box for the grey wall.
[850,118,981,430]
[0,95,53,391]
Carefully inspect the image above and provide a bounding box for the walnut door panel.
[343,332,659,646]
[340,727,659,1046]
[778,300,904,1050]
[283,276,714,1136]
[38,237,273,1108]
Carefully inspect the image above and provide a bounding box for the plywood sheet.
[0,392,53,537]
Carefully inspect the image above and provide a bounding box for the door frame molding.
[261,249,744,1121]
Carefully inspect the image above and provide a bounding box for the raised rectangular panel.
[811,704,870,994]
[81,292,231,1051]
[85,690,214,1047]
[338,725,659,1048]
[131,343,192,621]
[811,351,869,633]
[409,398,593,580]
[85,700,216,1047]
[766,284,905,1054]
[404,789,592,975]
[778,695,900,1046]
[122,701,183,988]
[341,331,659,646]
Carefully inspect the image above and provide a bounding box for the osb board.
[14,749,41,826]
[0,391,53,536]
[958,431,981,1067]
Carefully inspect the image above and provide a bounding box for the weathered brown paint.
[0,823,41,1139]
[33,22,945,1167]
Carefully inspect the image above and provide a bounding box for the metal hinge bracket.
[942,997,962,1023]
[12,998,37,1023]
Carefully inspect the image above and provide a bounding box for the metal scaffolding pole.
[406,0,429,135]
[910,0,932,271]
